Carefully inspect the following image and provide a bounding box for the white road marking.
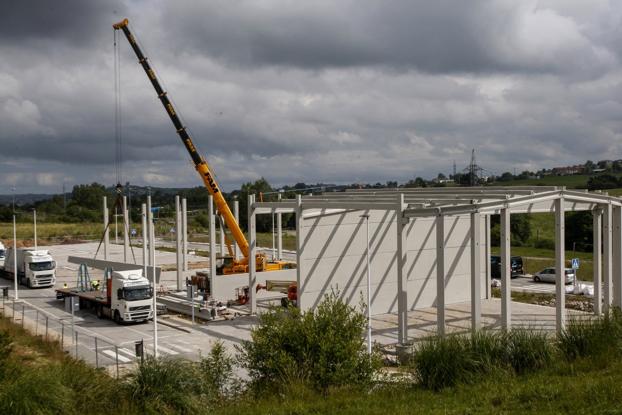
[102,349,131,363]
[157,345,179,355]
[118,347,137,358]
[169,344,193,353]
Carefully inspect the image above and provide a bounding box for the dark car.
[491,255,524,279]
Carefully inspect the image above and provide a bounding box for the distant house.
[552,165,584,176]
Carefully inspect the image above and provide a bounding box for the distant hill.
[0,193,56,206]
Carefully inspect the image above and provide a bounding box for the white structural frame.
[246,186,620,345]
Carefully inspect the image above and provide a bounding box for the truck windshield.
[123,286,152,301]
[29,261,55,271]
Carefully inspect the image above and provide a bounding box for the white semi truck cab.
[0,242,5,269]
[110,270,153,323]
[4,248,56,288]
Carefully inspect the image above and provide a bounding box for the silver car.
[533,267,575,284]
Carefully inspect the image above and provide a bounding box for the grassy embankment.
[2,302,622,414]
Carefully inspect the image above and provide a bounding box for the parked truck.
[1,247,56,288]
[0,242,5,269]
[56,269,153,324]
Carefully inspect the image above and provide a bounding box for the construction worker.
[63,283,68,289]
[92,280,100,291]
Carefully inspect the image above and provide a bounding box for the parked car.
[491,255,524,279]
[532,267,576,284]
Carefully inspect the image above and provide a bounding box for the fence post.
[75,332,78,358]
[21,304,25,327]
[35,310,39,335]
[61,322,64,347]
[45,316,49,341]
[94,337,99,368]
[12,300,15,322]
[115,346,120,379]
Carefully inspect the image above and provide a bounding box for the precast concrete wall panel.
[298,209,487,315]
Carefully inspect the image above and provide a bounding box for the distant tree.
[498,172,514,182]
[237,178,273,232]
[613,160,622,173]
[490,213,532,246]
[437,173,447,181]
[584,160,595,174]
[566,212,592,252]
[587,174,619,190]
[386,181,398,188]
[70,183,107,211]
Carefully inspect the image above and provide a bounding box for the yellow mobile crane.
[113,18,294,275]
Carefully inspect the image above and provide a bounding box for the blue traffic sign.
[571,258,580,269]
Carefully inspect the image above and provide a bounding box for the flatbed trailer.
[55,269,153,323]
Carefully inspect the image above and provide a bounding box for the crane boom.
[113,18,250,260]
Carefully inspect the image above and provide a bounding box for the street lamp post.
[33,209,37,250]
[360,214,372,355]
[12,213,18,300]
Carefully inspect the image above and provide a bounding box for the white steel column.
[146,196,152,268]
[555,197,566,331]
[295,195,304,309]
[396,194,408,344]
[141,204,147,275]
[248,195,257,313]
[147,196,158,357]
[122,196,129,263]
[612,206,622,309]
[603,203,613,313]
[208,196,216,297]
[219,215,225,258]
[470,212,481,332]
[103,197,109,260]
[500,208,511,330]
[436,213,446,336]
[234,200,240,260]
[277,192,283,260]
[182,198,188,276]
[485,214,491,299]
[12,214,18,300]
[175,196,182,291]
[593,208,602,315]
[33,209,37,250]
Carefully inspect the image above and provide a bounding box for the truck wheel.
[96,306,104,319]
[26,279,31,289]
[113,310,121,324]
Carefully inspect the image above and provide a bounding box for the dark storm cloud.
[0,0,125,46]
[161,0,616,77]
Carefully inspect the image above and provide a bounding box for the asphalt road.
[501,274,593,294]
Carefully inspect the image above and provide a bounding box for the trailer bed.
[56,288,108,305]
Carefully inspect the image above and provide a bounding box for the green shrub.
[558,310,622,360]
[505,329,552,374]
[199,341,238,402]
[239,292,379,393]
[125,357,203,414]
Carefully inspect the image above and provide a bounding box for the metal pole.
[142,204,147,278]
[95,337,99,368]
[115,346,119,378]
[272,210,275,260]
[361,214,372,355]
[115,208,119,244]
[123,196,129,263]
[104,196,110,260]
[148,196,158,358]
[21,303,25,327]
[35,310,39,335]
[234,199,240,259]
[175,196,182,291]
[45,316,49,340]
[191,285,195,325]
[13,214,18,300]
[277,191,283,260]
[75,332,78,358]
[71,297,75,349]
[33,209,37,250]
[182,198,188,275]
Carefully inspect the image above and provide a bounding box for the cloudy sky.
[1,0,622,194]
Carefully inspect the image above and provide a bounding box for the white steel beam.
[182,198,188,276]
[485,214,491,299]
[248,194,257,314]
[123,195,129,263]
[396,194,408,344]
[555,197,566,332]
[208,195,216,297]
[277,193,283,260]
[295,195,305,310]
[470,212,481,332]
[500,207,511,330]
[436,213,446,336]
[593,208,602,315]
[175,195,182,291]
[604,203,613,312]
[103,196,110,260]
[612,206,622,309]
[234,199,240,260]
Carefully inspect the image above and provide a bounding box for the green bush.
[558,310,622,361]
[125,357,203,414]
[199,341,238,402]
[411,329,554,390]
[239,292,379,393]
[505,329,552,374]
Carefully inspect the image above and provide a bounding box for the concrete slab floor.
[371,298,588,345]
